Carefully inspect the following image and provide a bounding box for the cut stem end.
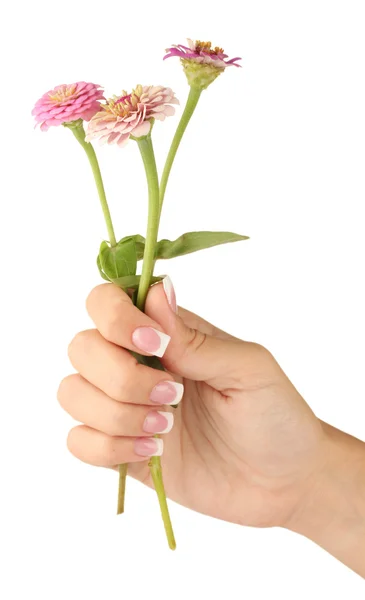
[117,463,128,515]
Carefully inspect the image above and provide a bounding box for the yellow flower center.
[106,85,143,117]
[195,41,224,55]
[49,84,77,103]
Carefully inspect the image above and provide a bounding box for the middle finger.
[67,329,184,406]
[58,374,174,437]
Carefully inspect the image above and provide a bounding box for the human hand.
[58,279,365,576]
[58,279,327,529]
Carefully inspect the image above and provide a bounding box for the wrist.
[285,421,365,577]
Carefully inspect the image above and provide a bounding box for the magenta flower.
[164,39,241,89]
[86,84,179,147]
[164,38,241,69]
[32,82,104,131]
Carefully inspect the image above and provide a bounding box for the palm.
[130,309,324,529]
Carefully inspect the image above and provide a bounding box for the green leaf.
[112,274,163,290]
[130,352,166,372]
[155,231,249,260]
[97,254,111,281]
[99,238,137,280]
[119,234,146,261]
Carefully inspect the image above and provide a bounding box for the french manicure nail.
[134,437,164,457]
[163,276,177,313]
[143,411,174,434]
[150,381,184,405]
[132,327,171,357]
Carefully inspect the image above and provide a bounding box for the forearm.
[286,422,365,578]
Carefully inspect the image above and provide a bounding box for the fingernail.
[163,276,177,313]
[150,381,184,405]
[134,437,164,457]
[143,411,174,434]
[132,327,171,357]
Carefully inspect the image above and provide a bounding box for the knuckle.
[67,427,118,467]
[240,342,279,385]
[185,327,207,354]
[66,427,80,457]
[86,284,109,314]
[67,330,93,362]
[251,342,273,362]
[67,331,84,361]
[57,374,78,407]
[236,341,272,368]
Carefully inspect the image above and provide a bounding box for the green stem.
[149,455,176,550]
[159,86,202,215]
[136,136,161,311]
[69,122,117,247]
[67,121,125,510]
[135,134,176,550]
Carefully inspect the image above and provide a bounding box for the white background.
[1,0,364,597]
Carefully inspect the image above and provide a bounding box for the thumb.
[145,278,254,389]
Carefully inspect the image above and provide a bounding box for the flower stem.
[159,86,202,215]
[68,121,117,247]
[149,455,176,550]
[136,136,161,310]
[67,121,126,510]
[117,464,128,514]
[135,134,176,550]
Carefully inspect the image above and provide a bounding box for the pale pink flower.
[86,85,179,147]
[32,82,104,131]
[164,38,241,69]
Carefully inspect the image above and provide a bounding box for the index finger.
[86,283,171,357]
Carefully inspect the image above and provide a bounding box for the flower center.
[195,40,224,55]
[107,85,143,117]
[49,84,77,103]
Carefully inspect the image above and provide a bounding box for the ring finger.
[58,374,175,437]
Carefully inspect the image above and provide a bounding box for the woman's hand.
[58,279,365,576]
[58,278,324,526]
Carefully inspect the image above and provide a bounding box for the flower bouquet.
[32,38,247,550]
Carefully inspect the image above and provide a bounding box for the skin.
[58,282,365,577]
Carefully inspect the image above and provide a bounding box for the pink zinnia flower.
[164,39,241,89]
[86,84,179,147]
[32,82,104,131]
[164,38,241,69]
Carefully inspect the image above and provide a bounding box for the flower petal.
[131,120,151,137]
[117,134,130,147]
